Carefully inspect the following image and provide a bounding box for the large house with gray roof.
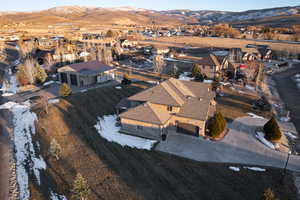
[119,78,216,140]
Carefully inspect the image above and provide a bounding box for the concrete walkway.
[156,116,300,172]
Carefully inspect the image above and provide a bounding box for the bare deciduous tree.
[153,55,165,74]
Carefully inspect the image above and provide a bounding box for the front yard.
[26,83,298,200]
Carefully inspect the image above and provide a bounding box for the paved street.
[156,116,300,172]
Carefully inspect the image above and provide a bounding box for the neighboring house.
[242,47,261,61]
[119,78,216,140]
[196,54,222,79]
[58,60,116,87]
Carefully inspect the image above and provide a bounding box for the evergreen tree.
[263,117,282,141]
[192,64,201,77]
[34,64,48,84]
[192,64,206,82]
[59,83,72,97]
[49,138,62,160]
[208,112,226,138]
[72,173,90,200]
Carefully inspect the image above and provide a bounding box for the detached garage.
[58,60,116,87]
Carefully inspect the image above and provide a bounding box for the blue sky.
[1,0,299,12]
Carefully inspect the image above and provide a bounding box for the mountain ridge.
[1,5,300,27]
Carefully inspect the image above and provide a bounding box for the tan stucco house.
[119,78,216,140]
[58,60,116,87]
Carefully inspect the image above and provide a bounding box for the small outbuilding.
[58,60,116,87]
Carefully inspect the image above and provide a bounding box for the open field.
[141,36,300,54]
[27,84,298,200]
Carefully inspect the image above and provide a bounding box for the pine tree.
[72,173,90,200]
[49,138,62,160]
[192,64,205,81]
[208,112,226,138]
[34,64,48,84]
[263,117,282,141]
[59,83,72,97]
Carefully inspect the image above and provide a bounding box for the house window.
[167,106,173,112]
[137,126,143,130]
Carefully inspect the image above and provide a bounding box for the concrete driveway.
[156,116,300,172]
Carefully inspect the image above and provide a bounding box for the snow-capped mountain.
[1,5,300,26]
[160,5,300,24]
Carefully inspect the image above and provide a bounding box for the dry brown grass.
[142,36,300,54]
[28,84,298,200]
[217,87,271,122]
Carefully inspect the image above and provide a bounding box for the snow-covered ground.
[48,98,60,104]
[0,101,46,200]
[178,72,194,81]
[50,190,68,200]
[146,80,159,85]
[212,51,229,56]
[164,57,194,63]
[43,80,55,87]
[255,131,275,150]
[203,80,213,83]
[115,86,122,89]
[1,74,18,96]
[94,115,157,150]
[229,166,266,172]
[285,132,298,140]
[244,167,266,172]
[229,166,240,172]
[247,113,265,119]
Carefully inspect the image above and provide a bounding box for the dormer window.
[167,105,173,112]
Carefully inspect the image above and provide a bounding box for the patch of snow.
[80,89,87,93]
[203,80,213,83]
[213,51,229,56]
[94,115,157,150]
[280,117,290,122]
[220,82,231,86]
[164,57,194,63]
[285,132,298,139]
[1,75,18,94]
[0,101,46,200]
[43,80,54,86]
[245,85,255,91]
[244,167,266,172]
[48,98,60,104]
[50,190,68,200]
[247,113,265,119]
[178,72,194,81]
[115,86,122,89]
[255,131,275,149]
[229,166,240,172]
[79,52,89,57]
[1,92,14,96]
[146,81,159,84]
